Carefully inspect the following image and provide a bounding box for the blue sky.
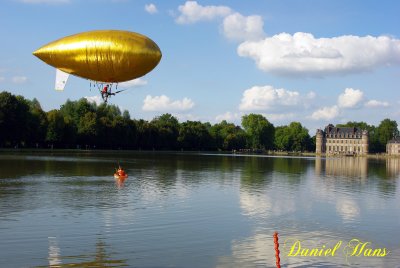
[1,0,400,133]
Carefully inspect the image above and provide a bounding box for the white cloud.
[145,3,158,14]
[0,77,4,83]
[306,91,316,99]
[175,1,232,24]
[85,95,103,106]
[238,32,400,76]
[310,105,340,121]
[222,13,265,42]
[12,76,27,84]
[173,113,200,122]
[365,99,390,108]
[19,0,70,3]
[215,111,241,122]
[142,95,194,111]
[262,113,295,122]
[337,88,364,108]
[119,78,147,88]
[239,85,301,111]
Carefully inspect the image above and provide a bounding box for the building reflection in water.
[316,156,400,180]
[315,157,368,178]
[48,237,61,267]
[40,236,127,268]
[385,158,400,179]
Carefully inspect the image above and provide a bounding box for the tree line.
[0,91,397,152]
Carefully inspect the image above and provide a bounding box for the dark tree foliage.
[241,114,274,150]
[0,92,31,147]
[274,122,313,152]
[178,121,213,150]
[151,114,179,150]
[210,120,246,151]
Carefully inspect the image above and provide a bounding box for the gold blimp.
[33,30,162,91]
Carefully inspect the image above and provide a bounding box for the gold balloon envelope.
[33,30,162,83]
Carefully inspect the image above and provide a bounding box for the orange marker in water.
[273,232,281,268]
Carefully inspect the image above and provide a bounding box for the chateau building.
[386,137,400,155]
[316,124,369,155]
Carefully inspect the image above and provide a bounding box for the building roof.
[324,124,364,135]
[387,137,400,144]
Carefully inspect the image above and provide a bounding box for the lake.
[0,151,399,267]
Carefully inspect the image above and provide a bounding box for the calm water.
[0,151,399,268]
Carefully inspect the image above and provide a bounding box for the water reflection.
[315,157,399,197]
[0,152,399,267]
[37,236,127,267]
[315,156,368,178]
[48,237,61,267]
[217,229,400,268]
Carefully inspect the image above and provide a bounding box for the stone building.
[316,124,369,155]
[386,137,400,155]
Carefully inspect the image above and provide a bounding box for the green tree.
[26,98,48,147]
[274,122,312,152]
[376,119,398,152]
[241,114,274,150]
[0,92,30,147]
[274,126,290,151]
[135,119,157,150]
[210,120,246,150]
[77,111,98,145]
[46,110,66,146]
[151,114,179,149]
[178,121,213,150]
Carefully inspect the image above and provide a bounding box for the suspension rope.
[274,232,281,268]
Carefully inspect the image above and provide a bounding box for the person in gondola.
[101,84,115,103]
[117,165,126,177]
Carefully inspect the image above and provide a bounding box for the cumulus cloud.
[173,113,200,122]
[215,111,241,122]
[175,1,232,24]
[306,91,317,99]
[12,76,27,84]
[262,113,295,122]
[238,32,400,76]
[365,99,390,108]
[19,0,69,3]
[239,85,301,111]
[119,78,147,88]
[337,88,364,108]
[142,95,194,111]
[222,13,265,42]
[310,105,340,121]
[85,95,103,106]
[145,3,158,14]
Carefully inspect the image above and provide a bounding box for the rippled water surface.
[0,151,399,267]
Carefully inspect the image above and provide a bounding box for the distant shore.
[2,148,400,159]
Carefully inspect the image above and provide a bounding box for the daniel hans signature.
[283,238,389,264]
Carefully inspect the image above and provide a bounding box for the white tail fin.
[55,69,69,91]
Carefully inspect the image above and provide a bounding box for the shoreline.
[1,148,400,159]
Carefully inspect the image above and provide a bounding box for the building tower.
[362,130,369,155]
[316,129,324,154]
